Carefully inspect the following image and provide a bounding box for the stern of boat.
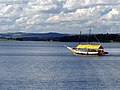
[98,51,108,55]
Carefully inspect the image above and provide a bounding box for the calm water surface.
[0,41,120,90]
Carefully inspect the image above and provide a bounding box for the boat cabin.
[76,44,104,52]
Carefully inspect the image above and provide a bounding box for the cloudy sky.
[0,0,120,34]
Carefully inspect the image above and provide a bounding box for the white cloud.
[104,9,119,19]
[16,17,28,23]
[0,0,120,33]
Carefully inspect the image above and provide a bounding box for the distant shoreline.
[0,39,120,43]
[0,32,120,43]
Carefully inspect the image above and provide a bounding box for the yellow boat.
[66,44,108,55]
[66,30,108,55]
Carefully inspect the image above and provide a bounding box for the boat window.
[73,48,79,50]
[98,49,104,51]
[98,50,104,52]
[88,49,97,52]
[78,48,87,51]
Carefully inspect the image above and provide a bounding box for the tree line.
[57,33,120,42]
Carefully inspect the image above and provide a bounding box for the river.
[0,41,120,90]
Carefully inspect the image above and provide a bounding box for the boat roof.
[76,44,103,49]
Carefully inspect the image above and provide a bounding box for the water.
[0,41,120,90]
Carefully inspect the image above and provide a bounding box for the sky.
[0,0,120,34]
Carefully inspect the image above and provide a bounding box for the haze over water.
[0,41,120,90]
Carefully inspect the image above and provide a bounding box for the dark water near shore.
[0,41,120,90]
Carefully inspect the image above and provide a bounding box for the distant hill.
[0,32,68,41]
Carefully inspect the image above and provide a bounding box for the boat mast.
[77,31,82,44]
[88,29,91,44]
[86,29,91,54]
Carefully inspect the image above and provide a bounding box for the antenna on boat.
[87,29,91,44]
[77,31,82,44]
